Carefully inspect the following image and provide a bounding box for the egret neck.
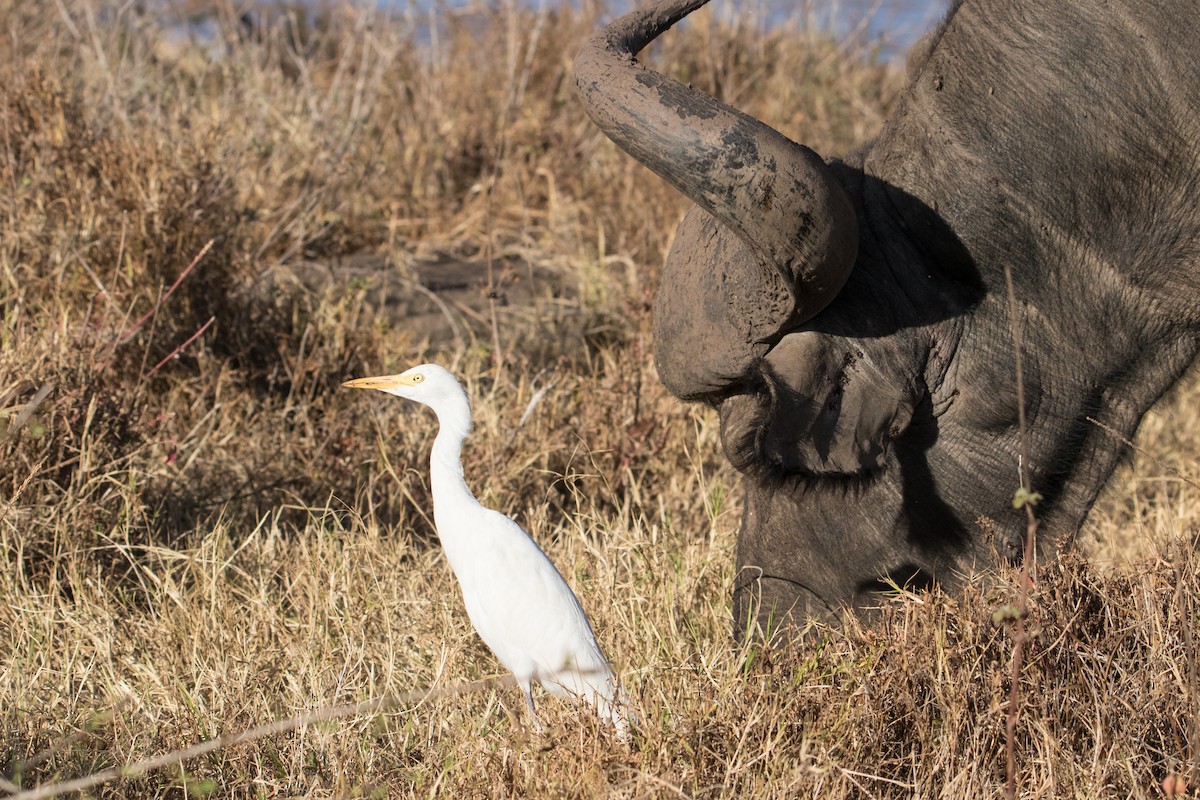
[426,390,479,566]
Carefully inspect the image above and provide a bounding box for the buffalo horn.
[572,0,858,325]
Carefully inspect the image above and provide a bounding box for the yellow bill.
[342,372,426,391]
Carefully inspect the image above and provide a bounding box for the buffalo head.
[575,0,1200,635]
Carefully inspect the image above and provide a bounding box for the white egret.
[343,364,631,738]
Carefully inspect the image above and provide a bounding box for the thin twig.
[1002,263,1040,800]
[1175,541,1200,789]
[50,0,81,40]
[16,698,133,775]
[145,316,216,377]
[484,191,506,378]
[401,276,466,352]
[515,379,556,432]
[4,383,54,441]
[1086,415,1200,492]
[3,676,518,800]
[836,766,915,789]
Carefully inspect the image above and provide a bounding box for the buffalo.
[573,0,1200,634]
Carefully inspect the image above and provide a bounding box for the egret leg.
[520,682,543,733]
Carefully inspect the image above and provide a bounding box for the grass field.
[1,1,1197,797]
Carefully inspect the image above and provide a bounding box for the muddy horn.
[572,0,858,328]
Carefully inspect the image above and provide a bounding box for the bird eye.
[412,374,424,383]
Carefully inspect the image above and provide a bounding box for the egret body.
[343,364,630,737]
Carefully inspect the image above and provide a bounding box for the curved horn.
[572,0,858,324]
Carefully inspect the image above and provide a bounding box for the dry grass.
[1,1,1196,797]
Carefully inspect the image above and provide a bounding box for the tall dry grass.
[0,1,1196,798]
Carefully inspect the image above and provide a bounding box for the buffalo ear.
[653,209,794,400]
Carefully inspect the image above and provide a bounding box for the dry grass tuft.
[1,1,1196,798]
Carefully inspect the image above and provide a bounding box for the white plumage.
[343,364,630,738]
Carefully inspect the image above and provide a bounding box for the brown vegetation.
[0,1,1196,797]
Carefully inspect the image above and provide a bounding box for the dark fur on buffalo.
[574,0,1200,635]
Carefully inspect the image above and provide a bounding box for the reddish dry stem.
[145,316,215,378]
[112,239,215,348]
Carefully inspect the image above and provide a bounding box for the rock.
[252,250,570,345]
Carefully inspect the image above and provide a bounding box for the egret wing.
[455,509,610,687]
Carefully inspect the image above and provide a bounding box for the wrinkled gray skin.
[574,0,1200,636]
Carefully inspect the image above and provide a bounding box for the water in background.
[403,0,946,59]
[163,0,947,64]
[761,0,947,58]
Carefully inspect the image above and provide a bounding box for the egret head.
[342,363,466,412]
